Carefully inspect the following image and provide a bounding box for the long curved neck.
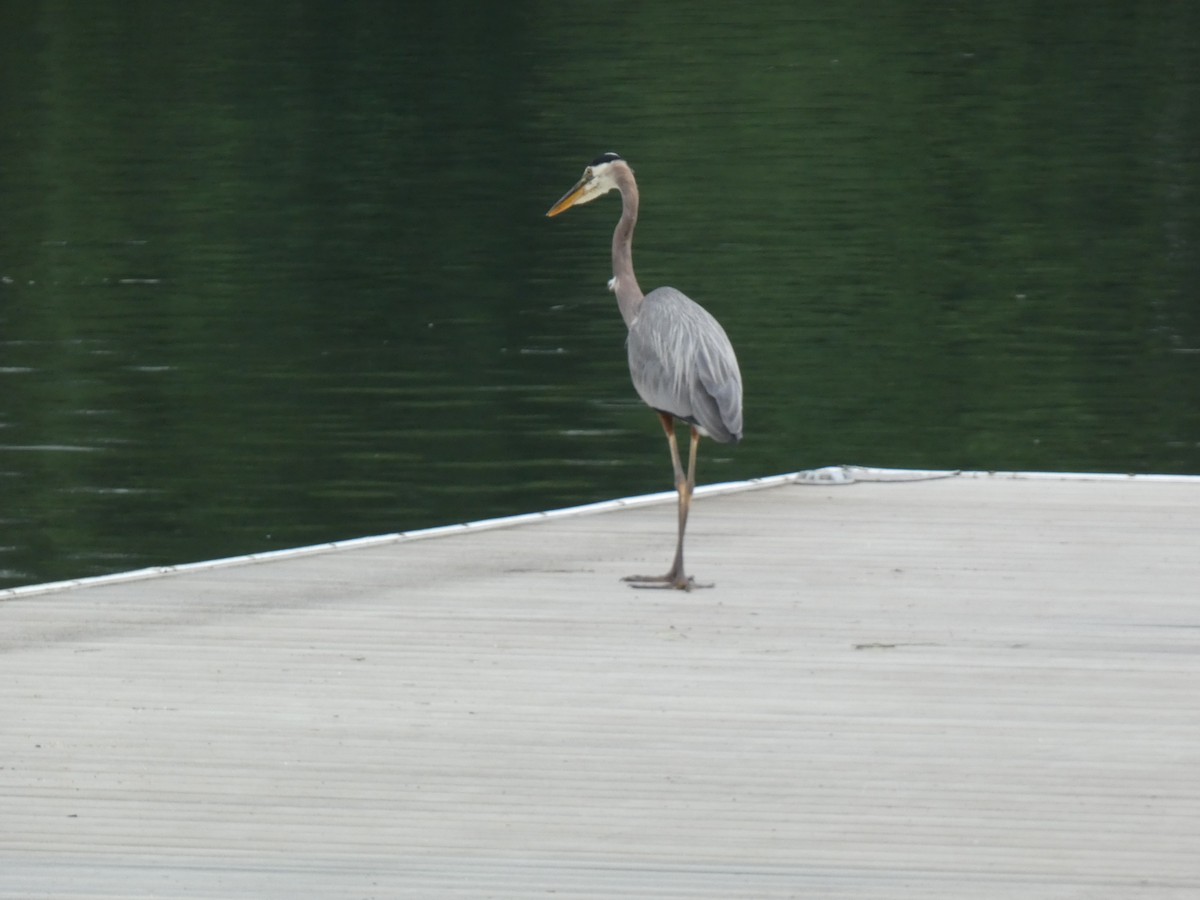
[611,168,644,328]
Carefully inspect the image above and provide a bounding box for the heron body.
[628,286,743,445]
[547,153,744,590]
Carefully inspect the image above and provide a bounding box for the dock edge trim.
[4,466,1198,599]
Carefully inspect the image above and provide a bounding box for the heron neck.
[612,176,644,328]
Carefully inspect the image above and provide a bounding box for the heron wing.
[626,287,743,444]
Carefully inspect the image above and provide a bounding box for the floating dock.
[2,468,1198,898]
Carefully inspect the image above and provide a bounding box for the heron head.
[546,152,627,217]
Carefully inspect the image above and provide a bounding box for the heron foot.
[621,574,713,592]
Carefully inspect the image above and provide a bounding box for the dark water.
[2,3,1199,589]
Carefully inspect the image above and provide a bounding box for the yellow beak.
[546,177,588,217]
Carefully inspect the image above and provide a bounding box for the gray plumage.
[627,286,743,444]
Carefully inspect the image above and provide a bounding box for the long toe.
[623,574,677,589]
[622,574,713,591]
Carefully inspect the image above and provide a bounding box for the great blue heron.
[547,152,743,591]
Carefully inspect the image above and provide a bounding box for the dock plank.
[2,473,1199,898]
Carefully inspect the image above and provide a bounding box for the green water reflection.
[1,2,1198,588]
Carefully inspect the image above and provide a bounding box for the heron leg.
[623,417,711,591]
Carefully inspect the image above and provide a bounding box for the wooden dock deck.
[2,468,1198,898]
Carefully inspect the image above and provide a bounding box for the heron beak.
[546,177,588,217]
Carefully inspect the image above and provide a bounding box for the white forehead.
[586,158,621,183]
